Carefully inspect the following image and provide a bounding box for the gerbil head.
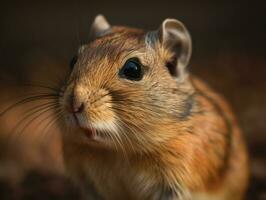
[60,14,193,154]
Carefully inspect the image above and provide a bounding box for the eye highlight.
[119,58,143,81]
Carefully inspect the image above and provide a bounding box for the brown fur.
[59,23,249,200]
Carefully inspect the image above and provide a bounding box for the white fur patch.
[92,120,118,133]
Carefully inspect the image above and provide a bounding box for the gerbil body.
[60,15,249,200]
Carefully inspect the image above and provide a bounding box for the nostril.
[73,102,84,113]
[67,93,84,114]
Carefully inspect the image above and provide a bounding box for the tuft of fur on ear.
[90,14,111,40]
[146,19,192,79]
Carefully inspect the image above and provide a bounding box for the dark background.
[0,0,265,199]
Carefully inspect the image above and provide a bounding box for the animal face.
[60,15,192,153]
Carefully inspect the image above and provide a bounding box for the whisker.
[94,119,129,160]
[108,109,149,153]
[20,84,60,93]
[14,92,61,99]
[116,133,128,160]
[113,128,128,160]
[38,109,63,141]
[115,119,135,154]
[13,104,59,140]
[111,99,166,110]
[6,103,59,148]
[0,94,60,116]
[111,128,124,155]
[10,102,60,135]
[102,129,119,153]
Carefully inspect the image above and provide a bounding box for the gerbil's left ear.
[90,14,111,40]
[152,19,192,79]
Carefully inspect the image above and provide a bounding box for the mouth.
[80,126,96,139]
[63,109,116,145]
[71,114,94,138]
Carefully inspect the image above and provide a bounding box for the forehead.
[84,27,146,60]
[70,26,173,85]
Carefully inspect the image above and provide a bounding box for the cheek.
[83,95,117,124]
[89,102,115,122]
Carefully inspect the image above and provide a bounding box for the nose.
[67,93,84,114]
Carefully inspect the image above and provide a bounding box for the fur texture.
[59,17,249,200]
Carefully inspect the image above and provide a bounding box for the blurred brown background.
[0,0,265,199]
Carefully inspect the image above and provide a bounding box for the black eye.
[69,55,78,70]
[119,58,143,81]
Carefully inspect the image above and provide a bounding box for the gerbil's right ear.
[89,14,111,40]
[147,19,192,80]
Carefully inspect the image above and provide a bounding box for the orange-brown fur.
[60,18,249,200]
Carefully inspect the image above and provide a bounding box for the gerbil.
[59,15,249,200]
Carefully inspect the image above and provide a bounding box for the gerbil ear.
[152,19,192,79]
[90,14,111,40]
